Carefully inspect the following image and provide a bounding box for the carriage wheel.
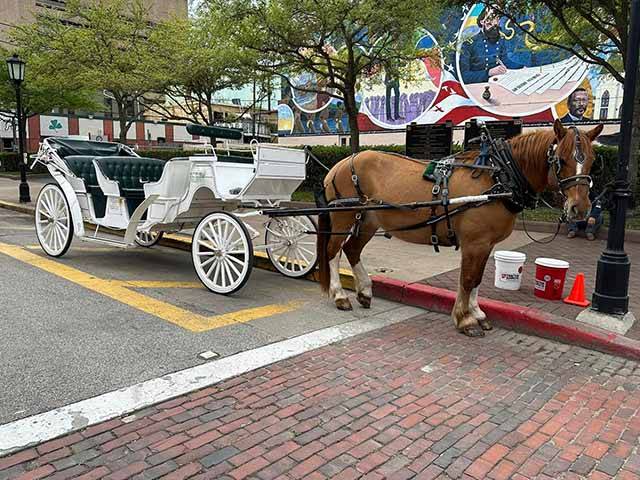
[35,183,74,258]
[135,230,164,247]
[265,215,318,278]
[192,211,253,295]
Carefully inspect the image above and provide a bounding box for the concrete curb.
[371,276,640,362]
[2,198,639,361]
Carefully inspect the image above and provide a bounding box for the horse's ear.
[553,119,567,140]
[587,123,604,141]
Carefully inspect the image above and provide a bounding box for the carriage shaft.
[262,192,513,217]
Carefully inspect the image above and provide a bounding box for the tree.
[143,12,258,131]
[221,0,441,152]
[447,0,640,196]
[12,0,163,143]
[0,46,100,150]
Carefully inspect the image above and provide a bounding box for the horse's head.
[550,119,603,222]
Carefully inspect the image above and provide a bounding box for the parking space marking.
[0,242,302,332]
[26,245,120,252]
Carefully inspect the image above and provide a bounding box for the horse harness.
[325,126,590,252]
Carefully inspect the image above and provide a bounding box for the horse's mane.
[509,129,556,163]
[508,129,557,190]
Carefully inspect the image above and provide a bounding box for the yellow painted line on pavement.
[0,226,35,231]
[0,242,302,332]
[25,245,120,252]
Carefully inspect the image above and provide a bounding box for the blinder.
[547,126,593,195]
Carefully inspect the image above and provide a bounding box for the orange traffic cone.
[563,272,590,307]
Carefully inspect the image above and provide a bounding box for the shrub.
[0,152,20,172]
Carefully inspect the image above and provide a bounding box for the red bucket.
[534,258,569,300]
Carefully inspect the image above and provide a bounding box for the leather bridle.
[547,126,593,195]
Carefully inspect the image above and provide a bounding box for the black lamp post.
[6,54,31,203]
[591,0,640,314]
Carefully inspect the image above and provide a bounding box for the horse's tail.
[317,209,331,293]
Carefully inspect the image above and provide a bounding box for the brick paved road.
[1,312,640,479]
[423,235,640,341]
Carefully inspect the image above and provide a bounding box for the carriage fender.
[50,169,85,238]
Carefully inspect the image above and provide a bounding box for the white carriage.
[31,126,318,294]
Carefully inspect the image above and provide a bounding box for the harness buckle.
[432,184,440,195]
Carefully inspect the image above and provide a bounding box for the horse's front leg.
[452,245,492,337]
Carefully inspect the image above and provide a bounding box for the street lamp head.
[6,54,26,83]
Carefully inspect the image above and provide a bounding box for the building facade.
[0,0,187,41]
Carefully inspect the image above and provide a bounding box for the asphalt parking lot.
[0,208,421,425]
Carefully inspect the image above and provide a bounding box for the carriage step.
[80,236,134,249]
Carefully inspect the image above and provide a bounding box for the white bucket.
[494,250,527,290]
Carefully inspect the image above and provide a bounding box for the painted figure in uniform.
[459,7,523,84]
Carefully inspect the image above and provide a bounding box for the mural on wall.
[279,3,614,136]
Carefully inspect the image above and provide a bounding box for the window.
[599,90,610,120]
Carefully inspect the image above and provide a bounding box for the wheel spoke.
[212,260,221,285]
[225,256,241,278]
[200,256,216,269]
[41,194,53,218]
[227,254,245,267]
[57,221,69,232]
[220,260,228,288]
[197,251,215,256]
[226,237,244,252]
[298,246,315,256]
[266,225,286,238]
[52,225,61,251]
[222,260,234,285]
[198,239,216,251]
[295,246,310,264]
[205,257,218,278]
[201,229,218,250]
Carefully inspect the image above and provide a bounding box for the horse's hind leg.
[453,244,492,337]
[326,214,354,311]
[470,287,491,331]
[343,223,377,308]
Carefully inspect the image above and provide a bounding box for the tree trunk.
[628,72,640,207]
[344,88,360,153]
[117,99,128,144]
[206,95,216,146]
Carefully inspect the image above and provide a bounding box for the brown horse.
[317,120,603,337]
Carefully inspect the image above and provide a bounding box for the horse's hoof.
[335,298,353,311]
[478,318,493,331]
[357,293,371,309]
[459,325,485,337]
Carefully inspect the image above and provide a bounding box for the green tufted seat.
[63,155,166,218]
[94,156,166,214]
[63,155,108,217]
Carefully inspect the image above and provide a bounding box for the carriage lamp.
[6,54,31,203]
